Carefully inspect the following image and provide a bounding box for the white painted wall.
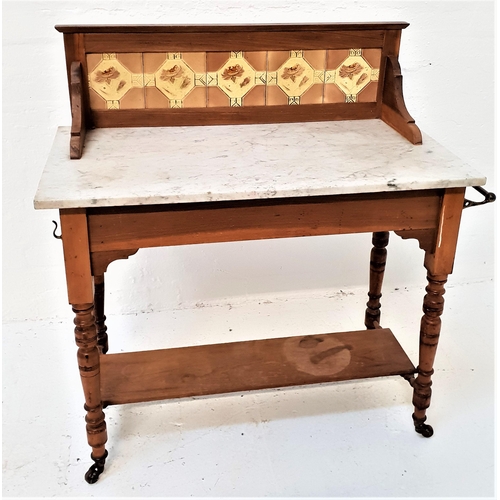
[2,0,495,322]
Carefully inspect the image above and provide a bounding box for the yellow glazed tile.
[277,54,315,98]
[87,53,145,109]
[332,49,378,103]
[216,55,257,101]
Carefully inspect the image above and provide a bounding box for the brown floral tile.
[87,53,144,110]
[276,53,319,104]
[152,57,200,106]
[90,47,382,111]
[333,52,375,101]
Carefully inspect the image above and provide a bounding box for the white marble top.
[34,119,486,209]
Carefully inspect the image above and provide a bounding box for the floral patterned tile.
[208,51,266,107]
[325,48,381,103]
[143,52,206,108]
[86,48,381,110]
[268,49,326,105]
[87,53,145,110]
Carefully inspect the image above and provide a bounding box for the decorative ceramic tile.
[207,51,266,107]
[143,52,206,108]
[87,53,145,109]
[86,48,381,110]
[325,48,381,103]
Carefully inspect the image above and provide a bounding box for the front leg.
[411,273,447,437]
[73,303,108,482]
[410,188,465,436]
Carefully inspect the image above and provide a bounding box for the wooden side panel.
[88,192,442,253]
[69,62,86,159]
[424,187,466,276]
[63,33,93,130]
[100,328,416,405]
[59,209,93,304]
[381,55,422,144]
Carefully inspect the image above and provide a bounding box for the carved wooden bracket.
[91,249,139,276]
[381,55,422,145]
[70,61,86,159]
[394,229,436,253]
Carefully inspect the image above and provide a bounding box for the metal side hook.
[463,186,496,209]
[52,220,62,239]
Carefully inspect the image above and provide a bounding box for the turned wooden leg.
[94,275,108,354]
[73,303,108,483]
[365,231,390,329]
[411,273,447,437]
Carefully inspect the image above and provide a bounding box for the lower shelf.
[100,328,415,405]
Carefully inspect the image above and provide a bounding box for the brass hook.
[52,220,62,239]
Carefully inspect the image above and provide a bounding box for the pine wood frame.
[54,23,466,482]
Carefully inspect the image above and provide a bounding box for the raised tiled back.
[58,23,420,156]
[86,48,381,110]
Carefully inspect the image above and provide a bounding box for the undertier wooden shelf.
[100,327,416,406]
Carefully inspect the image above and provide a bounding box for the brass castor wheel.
[84,450,108,484]
[413,414,434,438]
